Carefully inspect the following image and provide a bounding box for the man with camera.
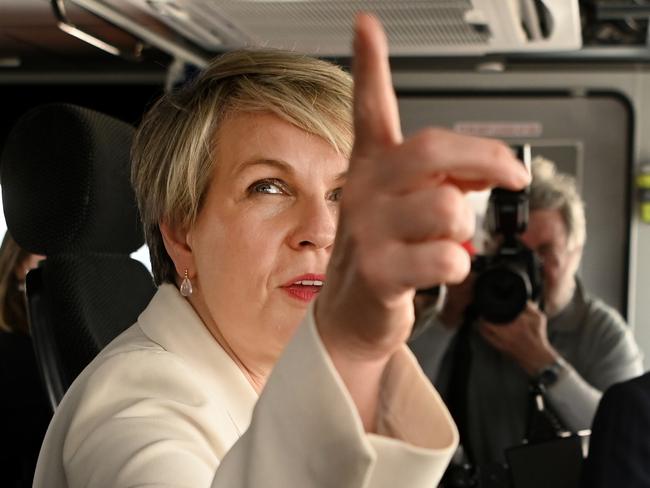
[409,156,643,477]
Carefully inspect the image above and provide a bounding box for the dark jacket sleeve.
[581,372,650,488]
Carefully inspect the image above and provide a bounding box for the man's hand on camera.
[478,301,559,376]
[438,274,475,329]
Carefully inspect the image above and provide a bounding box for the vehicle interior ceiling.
[3,1,649,118]
[2,1,650,350]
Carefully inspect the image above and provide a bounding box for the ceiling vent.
[117,0,581,56]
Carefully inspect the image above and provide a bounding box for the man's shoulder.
[561,287,641,373]
[604,371,650,404]
[583,372,650,488]
[592,373,650,432]
[575,295,638,364]
[578,290,628,334]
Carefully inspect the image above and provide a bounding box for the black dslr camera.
[471,144,543,324]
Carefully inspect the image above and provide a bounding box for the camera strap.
[447,306,478,466]
[525,384,567,443]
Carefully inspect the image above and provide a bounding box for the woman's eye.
[249,179,286,195]
[328,187,343,202]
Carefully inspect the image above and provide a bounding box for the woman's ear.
[159,221,194,278]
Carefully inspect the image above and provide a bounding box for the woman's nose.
[287,197,337,251]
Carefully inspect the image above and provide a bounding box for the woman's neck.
[186,291,271,394]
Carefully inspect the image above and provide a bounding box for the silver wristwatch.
[534,357,568,389]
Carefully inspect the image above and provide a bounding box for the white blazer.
[34,284,458,487]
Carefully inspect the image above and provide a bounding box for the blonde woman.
[34,15,528,488]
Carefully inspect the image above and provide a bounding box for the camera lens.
[474,263,531,323]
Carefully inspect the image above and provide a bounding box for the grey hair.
[529,156,586,250]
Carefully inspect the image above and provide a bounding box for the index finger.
[382,129,531,192]
[352,13,403,157]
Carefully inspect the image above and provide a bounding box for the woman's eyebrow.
[234,158,294,177]
[235,159,347,184]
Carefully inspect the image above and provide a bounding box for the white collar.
[137,283,258,435]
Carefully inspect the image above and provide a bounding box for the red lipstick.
[281,273,326,303]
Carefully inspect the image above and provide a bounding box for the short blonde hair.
[132,50,353,284]
[529,156,586,250]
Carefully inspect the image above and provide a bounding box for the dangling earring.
[180,269,193,297]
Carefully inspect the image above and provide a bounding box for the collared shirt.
[35,284,458,487]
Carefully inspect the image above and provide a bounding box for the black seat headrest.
[1,103,143,255]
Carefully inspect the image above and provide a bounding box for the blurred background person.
[581,370,650,487]
[410,157,643,476]
[0,231,49,487]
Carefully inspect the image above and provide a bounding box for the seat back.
[1,103,156,409]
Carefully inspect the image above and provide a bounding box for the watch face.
[539,368,559,386]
